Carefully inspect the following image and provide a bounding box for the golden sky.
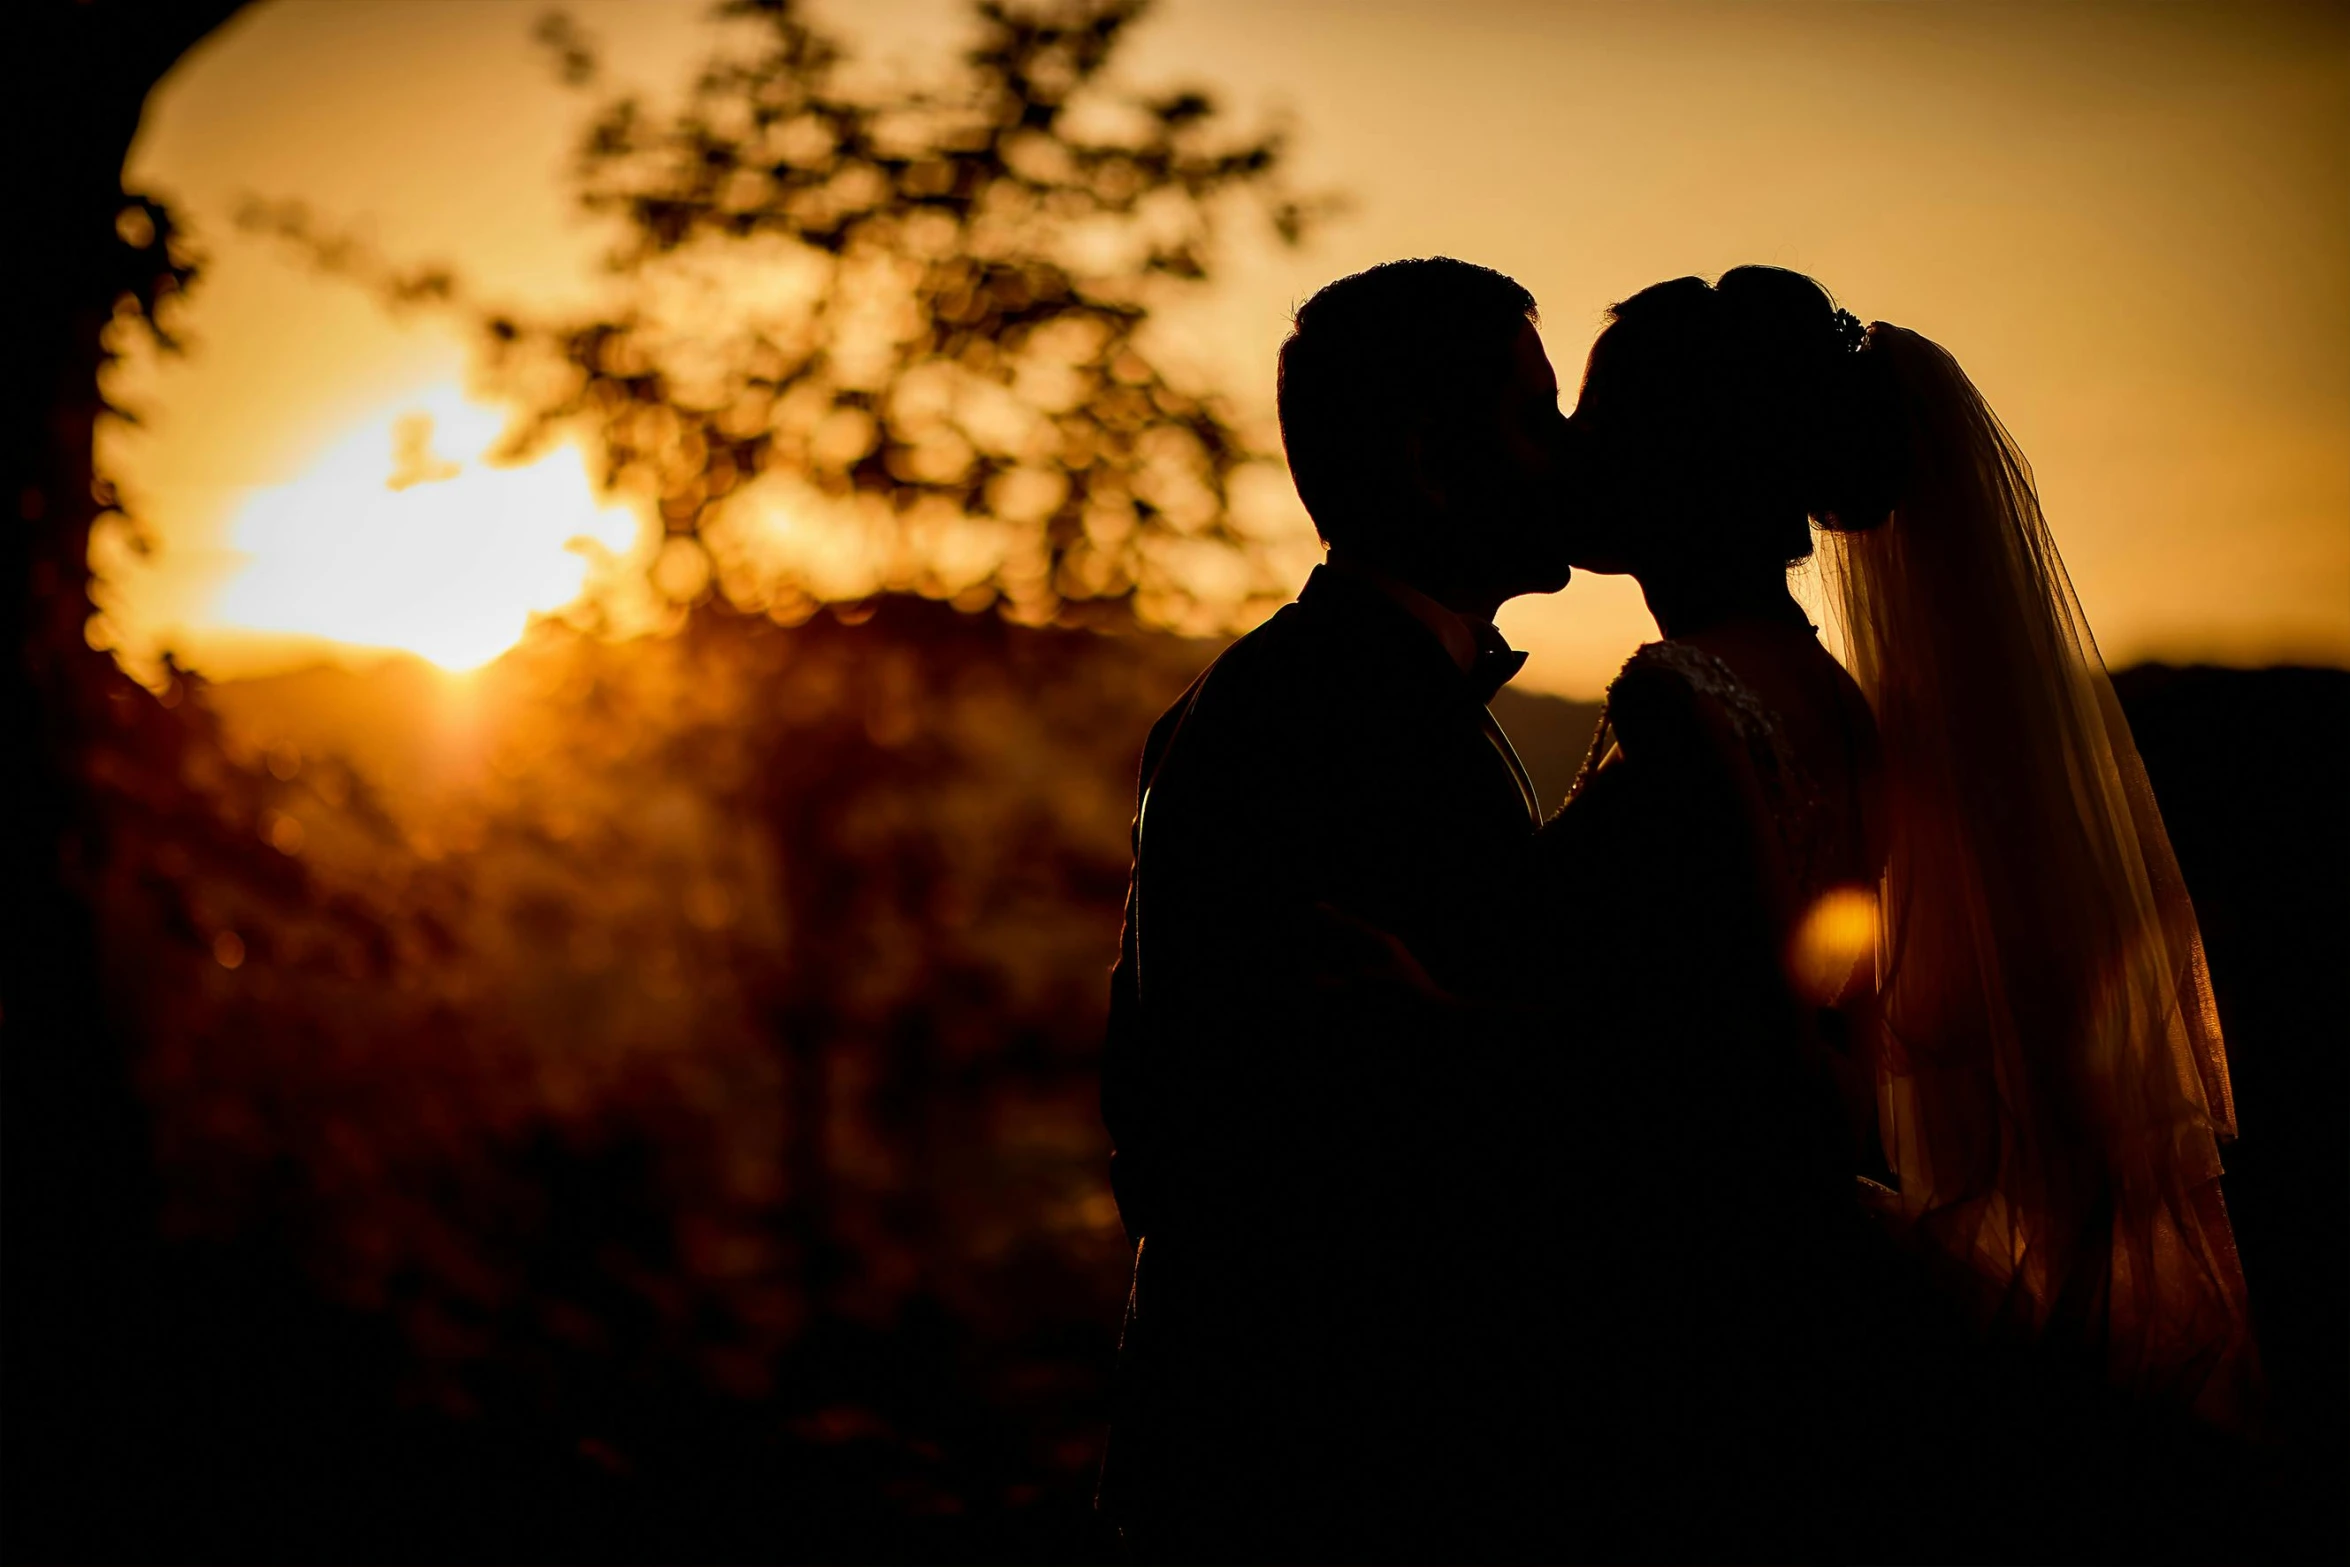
[107,0,2348,697]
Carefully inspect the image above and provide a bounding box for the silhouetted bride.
[1528,266,2258,1556]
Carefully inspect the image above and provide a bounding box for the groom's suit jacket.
[1098,563,1543,1557]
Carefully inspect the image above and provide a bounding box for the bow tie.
[1468,624,1528,704]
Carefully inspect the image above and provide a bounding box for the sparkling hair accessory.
[1831,307,1868,354]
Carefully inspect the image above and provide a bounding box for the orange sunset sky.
[100,0,2348,697]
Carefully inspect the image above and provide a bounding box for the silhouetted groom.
[1097,259,1574,1560]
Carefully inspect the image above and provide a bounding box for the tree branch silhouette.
[244,0,1339,632]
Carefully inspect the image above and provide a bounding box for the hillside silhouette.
[2108,661,2348,1497]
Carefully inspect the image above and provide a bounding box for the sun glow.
[209,386,644,671]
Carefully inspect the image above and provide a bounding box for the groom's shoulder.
[1210,598,1327,691]
[1180,595,1373,725]
[1141,600,1353,773]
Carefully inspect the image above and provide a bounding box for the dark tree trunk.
[2,4,249,1555]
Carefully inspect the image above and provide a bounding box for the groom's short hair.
[1278,258,1539,551]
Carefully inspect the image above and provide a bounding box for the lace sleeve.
[1576,641,1826,899]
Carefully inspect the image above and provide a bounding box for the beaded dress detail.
[1571,640,1829,902]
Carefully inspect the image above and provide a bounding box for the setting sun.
[208,385,643,671]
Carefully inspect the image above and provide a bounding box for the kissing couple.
[1095,259,2260,1562]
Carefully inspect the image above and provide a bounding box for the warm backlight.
[209,386,642,671]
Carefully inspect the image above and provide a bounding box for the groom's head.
[1279,258,1574,614]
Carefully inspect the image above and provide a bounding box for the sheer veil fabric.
[1820,326,2258,1424]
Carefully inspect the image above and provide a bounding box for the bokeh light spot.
[1789,885,1876,1005]
[267,812,306,855]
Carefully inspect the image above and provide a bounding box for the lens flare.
[210,385,643,671]
[1789,885,1877,1006]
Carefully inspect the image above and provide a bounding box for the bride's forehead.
[1570,331,1623,401]
[1573,320,1678,401]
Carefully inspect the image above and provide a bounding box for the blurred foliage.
[247,0,1334,633]
[89,599,1211,1541]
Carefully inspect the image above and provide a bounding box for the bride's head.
[1566,266,1903,612]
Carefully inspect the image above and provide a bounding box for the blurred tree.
[252,0,1332,631]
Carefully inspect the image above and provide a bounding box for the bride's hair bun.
[1711,265,1902,536]
[1602,266,1904,558]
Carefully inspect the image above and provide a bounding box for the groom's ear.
[1394,425,1451,519]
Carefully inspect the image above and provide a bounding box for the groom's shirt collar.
[1320,552,1483,675]
[1317,553,1528,703]
[1303,555,1541,824]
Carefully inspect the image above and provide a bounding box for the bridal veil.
[1818,326,2258,1424]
